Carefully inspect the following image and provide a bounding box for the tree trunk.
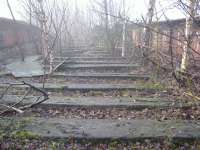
[29,0,32,25]
[143,0,156,52]
[7,0,25,62]
[104,0,110,51]
[180,0,195,72]
[38,0,53,73]
[169,27,174,69]
[121,0,126,57]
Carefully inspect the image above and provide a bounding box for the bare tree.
[143,0,156,53]
[6,0,25,61]
[90,0,128,56]
[0,81,49,115]
[180,0,196,72]
[121,0,126,57]
[20,0,68,71]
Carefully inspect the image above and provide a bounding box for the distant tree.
[121,0,126,57]
[143,0,156,56]
[91,0,128,55]
[6,0,25,61]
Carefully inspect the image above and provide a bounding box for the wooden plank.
[1,117,200,140]
[1,95,189,109]
[52,73,149,80]
[56,57,131,60]
[64,61,130,64]
[61,64,139,69]
[0,83,162,92]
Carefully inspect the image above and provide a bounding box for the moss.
[142,82,166,90]
[108,142,118,150]
[12,130,39,139]
[0,118,35,140]
[50,142,59,150]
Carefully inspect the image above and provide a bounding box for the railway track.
[1,49,200,149]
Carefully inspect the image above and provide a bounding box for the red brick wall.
[132,21,200,61]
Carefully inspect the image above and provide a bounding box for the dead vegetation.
[1,0,200,148]
[0,81,48,116]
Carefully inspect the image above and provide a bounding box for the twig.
[0,81,49,115]
[184,92,200,101]
[0,88,32,115]
[19,81,49,109]
[0,104,24,114]
[6,0,16,21]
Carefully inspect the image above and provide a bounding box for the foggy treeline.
[8,0,200,78]
[19,0,131,53]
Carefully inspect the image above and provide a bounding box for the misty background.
[1,0,185,21]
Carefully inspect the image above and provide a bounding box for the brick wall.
[132,18,200,61]
[0,18,41,63]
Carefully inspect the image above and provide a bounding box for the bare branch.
[0,81,49,116]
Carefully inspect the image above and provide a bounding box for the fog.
[0,0,185,22]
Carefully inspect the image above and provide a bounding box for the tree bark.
[143,0,156,52]
[29,0,32,25]
[180,0,195,72]
[121,0,126,57]
[104,0,111,51]
[7,0,25,62]
[38,0,53,73]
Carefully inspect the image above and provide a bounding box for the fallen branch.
[0,104,24,114]
[184,92,200,101]
[0,81,49,115]
[0,88,32,115]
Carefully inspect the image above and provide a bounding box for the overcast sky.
[0,0,185,21]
